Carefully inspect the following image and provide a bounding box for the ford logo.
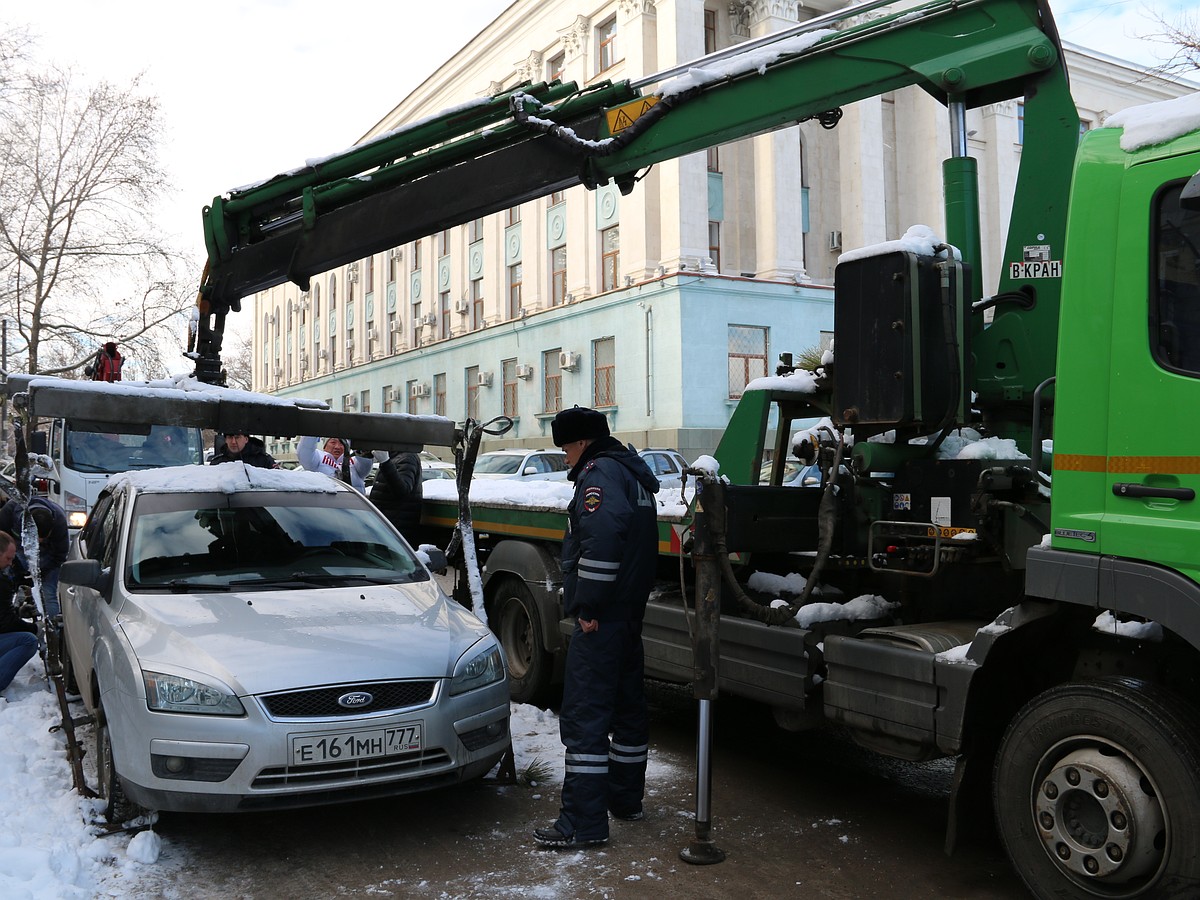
[337,691,374,709]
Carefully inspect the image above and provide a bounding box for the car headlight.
[143,671,245,716]
[449,644,505,696]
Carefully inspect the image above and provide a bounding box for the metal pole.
[1,319,7,451]
[680,475,726,865]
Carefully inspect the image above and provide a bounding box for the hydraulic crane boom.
[195,0,1078,423]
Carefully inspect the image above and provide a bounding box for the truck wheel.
[993,677,1200,898]
[491,576,552,706]
[95,703,138,824]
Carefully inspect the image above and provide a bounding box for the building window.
[506,206,521,227]
[502,358,518,418]
[543,349,562,413]
[704,9,717,54]
[364,256,374,294]
[466,365,480,421]
[508,263,523,319]
[593,337,615,407]
[439,290,450,339]
[707,146,720,172]
[547,51,565,82]
[550,189,565,205]
[360,389,371,414]
[471,278,484,330]
[550,246,567,307]
[411,238,422,272]
[438,229,451,256]
[601,226,620,292]
[411,300,421,348]
[709,221,721,273]
[387,311,398,353]
[382,384,394,413]
[728,324,768,399]
[406,379,417,415]
[342,393,355,413]
[468,218,484,242]
[434,373,447,417]
[597,16,618,73]
[388,249,399,283]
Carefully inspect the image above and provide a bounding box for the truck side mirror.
[1182,170,1200,211]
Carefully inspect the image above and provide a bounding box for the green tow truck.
[195,0,1200,894]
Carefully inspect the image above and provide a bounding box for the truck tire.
[491,576,552,706]
[993,677,1200,898]
[95,702,139,824]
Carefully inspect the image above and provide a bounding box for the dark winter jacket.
[210,436,279,469]
[0,498,69,575]
[0,568,35,635]
[369,452,424,542]
[560,436,659,623]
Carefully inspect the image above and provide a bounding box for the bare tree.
[0,51,191,377]
[222,329,254,392]
[1141,6,1200,75]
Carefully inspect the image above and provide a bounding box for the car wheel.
[491,576,551,706]
[993,677,1200,898]
[95,702,139,824]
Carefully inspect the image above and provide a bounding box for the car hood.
[117,580,493,696]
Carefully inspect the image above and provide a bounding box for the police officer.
[534,406,660,848]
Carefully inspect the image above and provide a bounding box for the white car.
[59,463,509,820]
[638,448,689,490]
[472,449,569,481]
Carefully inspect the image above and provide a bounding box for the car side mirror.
[522,466,537,476]
[424,548,448,573]
[60,558,112,595]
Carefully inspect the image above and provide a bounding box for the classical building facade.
[250,0,1194,461]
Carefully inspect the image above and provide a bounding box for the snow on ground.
[0,660,676,899]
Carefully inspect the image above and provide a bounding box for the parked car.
[419,450,456,482]
[638,448,689,490]
[58,463,510,820]
[472,449,568,481]
[758,456,823,487]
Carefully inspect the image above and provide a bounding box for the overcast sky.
[3,0,1194,337]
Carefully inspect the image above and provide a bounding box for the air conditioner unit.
[347,261,360,283]
[558,350,580,371]
[345,338,354,352]
[298,351,308,368]
[390,320,402,333]
[515,364,534,379]
[477,371,493,387]
[273,366,283,379]
[388,247,402,261]
[318,349,329,360]
[410,382,431,399]
[388,388,405,402]
[827,230,842,251]
[454,299,470,314]
[421,313,437,326]
[345,396,358,410]
[367,327,379,341]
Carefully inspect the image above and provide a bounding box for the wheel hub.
[1035,747,1165,884]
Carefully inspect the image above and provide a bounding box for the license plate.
[291,723,422,766]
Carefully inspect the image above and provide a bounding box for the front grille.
[260,680,437,718]
[251,747,453,789]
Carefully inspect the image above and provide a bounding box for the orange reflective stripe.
[1055,454,1200,474]
[1053,454,1106,472]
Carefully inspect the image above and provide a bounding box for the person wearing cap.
[533,405,660,849]
[210,431,279,469]
[296,435,374,492]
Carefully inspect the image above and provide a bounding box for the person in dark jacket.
[369,450,424,545]
[209,432,279,469]
[0,497,69,619]
[0,533,37,695]
[534,406,660,849]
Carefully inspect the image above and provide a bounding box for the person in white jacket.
[296,435,375,493]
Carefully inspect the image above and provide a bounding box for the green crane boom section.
[197,0,1080,405]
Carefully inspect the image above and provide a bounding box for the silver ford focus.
[58,463,509,820]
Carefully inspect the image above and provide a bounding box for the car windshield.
[125,491,426,591]
[474,454,523,475]
[66,423,204,474]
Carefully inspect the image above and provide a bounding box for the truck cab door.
[1102,161,1200,584]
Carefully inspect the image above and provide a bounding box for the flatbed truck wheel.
[491,576,552,706]
[993,677,1200,898]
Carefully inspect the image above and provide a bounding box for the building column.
[838,95,887,253]
[615,0,659,281]
[746,1,806,281]
[652,0,711,274]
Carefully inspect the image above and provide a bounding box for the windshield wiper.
[160,580,231,593]
[229,572,406,588]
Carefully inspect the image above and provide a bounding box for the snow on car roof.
[113,462,344,494]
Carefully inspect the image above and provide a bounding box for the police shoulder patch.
[583,486,603,512]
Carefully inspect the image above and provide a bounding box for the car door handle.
[1112,483,1196,501]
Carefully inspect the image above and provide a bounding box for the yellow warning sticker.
[926,526,977,539]
[605,96,659,135]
